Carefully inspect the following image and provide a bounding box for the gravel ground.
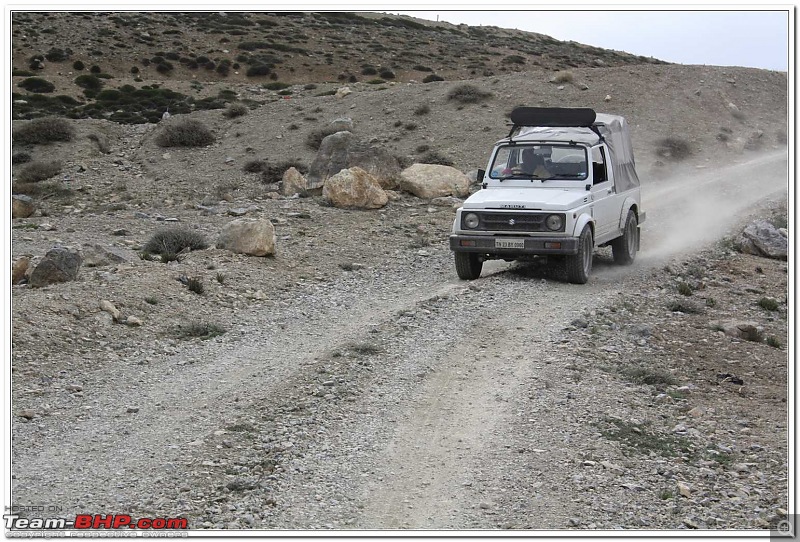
[9,57,789,535]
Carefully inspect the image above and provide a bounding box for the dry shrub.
[17,160,62,183]
[552,70,575,84]
[13,117,75,145]
[655,137,692,160]
[143,228,208,254]
[155,119,215,148]
[224,102,248,118]
[305,126,341,150]
[447,84,492,104]
[261,160,307,184]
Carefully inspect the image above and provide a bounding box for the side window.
[592,147,608,185]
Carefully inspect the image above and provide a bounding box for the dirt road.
[11,151,788,530]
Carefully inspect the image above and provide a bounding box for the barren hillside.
[9,10,790,535]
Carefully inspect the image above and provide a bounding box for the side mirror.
[477,169,486,182]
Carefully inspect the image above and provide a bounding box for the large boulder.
[12,195,35,219]
[29,246,83,288]
[400,164,471,199]
[217,218,276,257]
[741,219,787,260]
[306,131,401,192]
[323,167,388,210]
[280,167,308,197]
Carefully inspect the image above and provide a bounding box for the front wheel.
[612,210,638,265]
[454,252,483,280]
[565,226,593,284]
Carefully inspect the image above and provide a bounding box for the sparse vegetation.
[447,84,492,104]
[155,119,215,147]
[243,159,267,173]
[758,297,779,311]
[224,102,248,118]
[12,152,32,165]
[143,228,209,255]
[186,277,204,295]
[144,296,159,305]
[598,417,694,458]
[667,300,701,314]
[18,77,55,93]
[656,137,692,160]
[173,321,226,340]
[619,365,678,387]
[261,160,307,184]
[16,160,62,183]
[13,117,75,144]
[551,70,574,83]
[677,282,693,296]
[766,336,782,348]
[414,104,430,116]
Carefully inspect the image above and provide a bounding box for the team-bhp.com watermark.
[4,511,188,538]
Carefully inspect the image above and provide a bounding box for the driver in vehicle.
[516,148,551,177]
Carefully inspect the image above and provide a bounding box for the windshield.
[489,144,588,181]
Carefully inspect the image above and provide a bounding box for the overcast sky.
[393,9,790,72]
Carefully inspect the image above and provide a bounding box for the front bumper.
[449,234,579,255]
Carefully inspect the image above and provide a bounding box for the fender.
[617,197,639,230]
[572,212,595,239]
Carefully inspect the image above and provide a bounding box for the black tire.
[612,210,638,265]
[454,252,483,280]
[565,226,593,284]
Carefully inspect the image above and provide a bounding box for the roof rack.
[507,107,598,140]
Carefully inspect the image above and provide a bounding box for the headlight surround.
[464,213,480,229]
[545,214,564,231]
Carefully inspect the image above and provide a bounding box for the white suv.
[450,107,645,283]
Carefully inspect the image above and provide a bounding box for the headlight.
[545,214,563,231]
[464,213,480,229]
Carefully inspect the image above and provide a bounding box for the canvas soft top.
[503,107,640,191]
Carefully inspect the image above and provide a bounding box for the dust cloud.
[637,150,788,265]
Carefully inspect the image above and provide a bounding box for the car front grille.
[479,213,546,232]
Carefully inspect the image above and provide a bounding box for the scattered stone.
[335,86,352,98]
[99,300,121,322]
[82,244,130,267]
[281,167,309,197]
[112,228,130,236]
[12,256,30,285]
[18,409,36,419]
[430,195,464,208]
[126,316,143,326]
[329,117,353,131]
[604,94,612,102]
[228,208,250,217]
[741,219,788,260]
[126,407,139,413]
[29,246,83,288]
[323,167,388,210]
[12,195,36,219]
[720,321,764,343]
[217,218,277,257]
[677,481,692,498]
[399,164,470,199]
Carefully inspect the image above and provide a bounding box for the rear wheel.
[454,252,483,280]
[612,210,638,265]
[565,226,593,284]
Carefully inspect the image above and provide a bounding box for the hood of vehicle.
[462,187,590,211]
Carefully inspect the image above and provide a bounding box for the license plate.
[495,238,525,249]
